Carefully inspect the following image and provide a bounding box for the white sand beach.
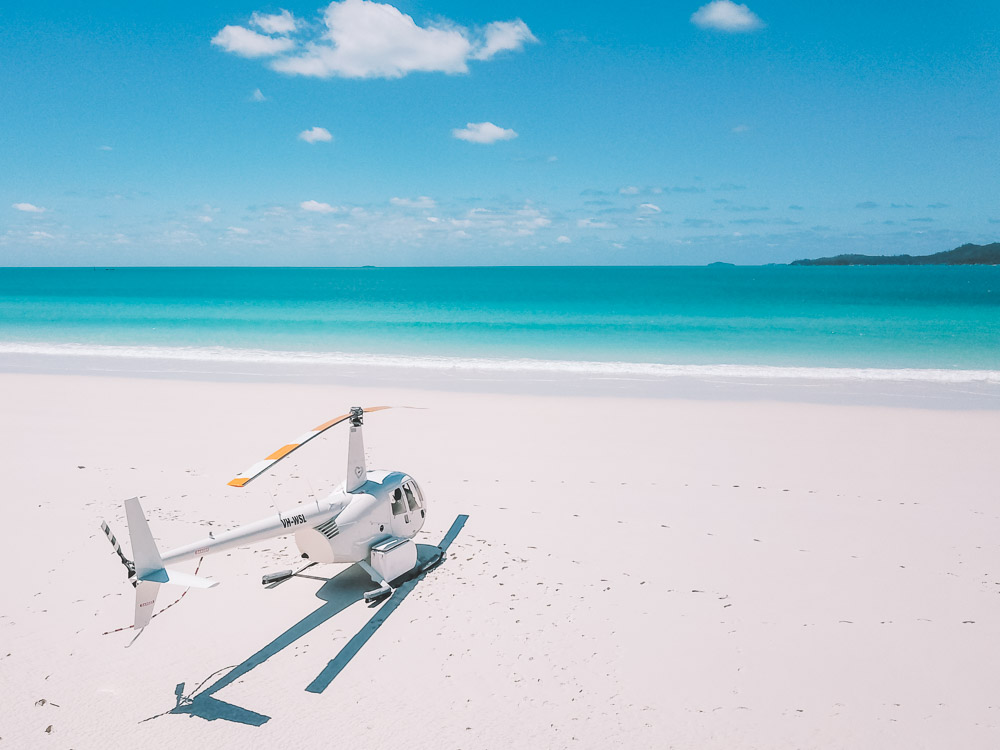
[1,369,998,748]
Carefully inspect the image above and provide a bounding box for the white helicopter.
[101,406,429,631]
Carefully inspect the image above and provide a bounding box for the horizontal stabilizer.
[163,569,219,589]
[121,497,216,630]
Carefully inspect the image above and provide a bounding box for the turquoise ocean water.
[1,267,999,378]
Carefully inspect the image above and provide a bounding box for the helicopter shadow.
[164,514,468,726]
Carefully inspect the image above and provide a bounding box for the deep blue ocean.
[1,267,999,376]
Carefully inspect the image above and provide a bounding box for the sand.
[0,369,998,749]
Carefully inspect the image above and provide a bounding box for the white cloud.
[619,186,640,195]
[299,126,333,143]
[691,1,764,32]
[217,1,536,79]
[250,9,298,35]
[29,231,54,240]
[301,200,339,213]
[514,206,550,233]
[197,215,214,223]
[277,0,472,78]
[98,145,113,151]
[212,24,296,57]
[165,228,203,245]
[425,203,554,238]
[228,226,250,234]
[639,203,661,213]
[452,122,517,144]
[251,88,267,102]
[391,196,436,209]
[732,123,750,133]
[13,202,45,213]
[556,235,571,244]
[577,218,615,229]
[472,20,538,61]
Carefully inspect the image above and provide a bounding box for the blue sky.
[2,0,998,265]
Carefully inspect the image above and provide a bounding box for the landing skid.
[261,561,318,588]
[261,546,447,601]
[358,561,393,603]
[362,546,446,603]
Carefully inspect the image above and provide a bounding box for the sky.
[2,0,999,266]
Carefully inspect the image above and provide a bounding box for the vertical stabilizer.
[125,497,165,629]
[133,580,160,629]
[125,497,165,579]
[346,406,366,492]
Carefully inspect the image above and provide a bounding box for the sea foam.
[2,341,999,384]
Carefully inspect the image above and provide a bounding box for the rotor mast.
[345,406,366,493]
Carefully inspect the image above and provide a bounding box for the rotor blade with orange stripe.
[227,406,391,488]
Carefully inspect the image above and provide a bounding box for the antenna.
[264,487,279,515]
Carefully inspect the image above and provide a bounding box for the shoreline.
[3,345,1000,410]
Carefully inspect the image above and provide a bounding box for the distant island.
[791,242,1000,266]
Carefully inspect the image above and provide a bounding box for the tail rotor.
[100,519,136,588]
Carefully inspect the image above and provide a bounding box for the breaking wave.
[2,341,1000,384]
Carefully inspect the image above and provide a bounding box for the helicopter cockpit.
[388,478,426,536]
[390,480,425,518]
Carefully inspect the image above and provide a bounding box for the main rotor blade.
[227,406,391,488]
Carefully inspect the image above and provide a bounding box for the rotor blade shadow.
[305,513,469,694]
[170,564,371,724]
[168,514,468,724]
[170,694,270,726]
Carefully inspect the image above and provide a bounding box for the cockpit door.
[389,486,410,536]
[389,481,425,537]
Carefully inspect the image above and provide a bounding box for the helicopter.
[101,406,429,631]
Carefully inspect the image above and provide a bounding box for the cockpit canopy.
[390,478,424,517]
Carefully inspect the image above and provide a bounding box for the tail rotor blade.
[100,519,136,587]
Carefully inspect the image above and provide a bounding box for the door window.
[403,483,420,512]
[390,488,407,516]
